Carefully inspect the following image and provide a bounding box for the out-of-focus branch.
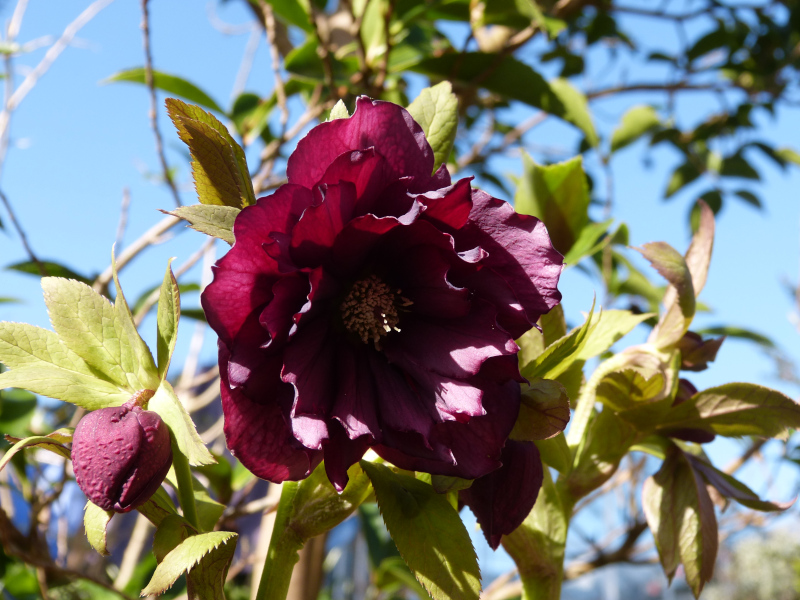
[141,0,181,208]
[263,4,289,131]
[724,438,768,475]
[93,214,180,292]
[115,186,131,250]
[132,237,215,326]
[0,189,46,275]
[0,0,115,174]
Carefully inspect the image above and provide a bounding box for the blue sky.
[0,0,799,590]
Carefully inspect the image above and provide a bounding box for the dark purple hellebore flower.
[72,397,172,513]
[202,97,564,491]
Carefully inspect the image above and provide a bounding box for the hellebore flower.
[202,97,564,491]
[72,394,172,513]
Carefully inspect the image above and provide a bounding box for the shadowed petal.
[220,344,321,482]
[282,317,336,418]
[332,344,381,440]
[383,301,518,379]
[290,182,358,267]
[460,440,544,550]
[456,190,563,325]
[323,421,372,492]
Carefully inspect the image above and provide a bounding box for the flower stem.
[254,481,305,600]
[170,437,199,531]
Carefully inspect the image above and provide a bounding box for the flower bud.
[72,395,172,513]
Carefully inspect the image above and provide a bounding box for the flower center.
[340,275,411,347]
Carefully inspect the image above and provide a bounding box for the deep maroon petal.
[282,317,336,420]
[201,185,313,344]
[368,351,441,438]
[259,275,310,348]
[375,378,521,480]
[460,440,544,550]
[323,421,372,492]
[331,344,381,440]
[327,213,416,278]
[287,97,434,189]
[290,182,358,267]
[383,301,518,379]
[318,148,388,212]
[417,178,473,230]
[454,190,563,326]
[389,245,470,319]
[220,344,321,482]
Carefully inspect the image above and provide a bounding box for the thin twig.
[115,187,131,250]
[132,237,215,326]
[0,0,115,171]
[231,25,262,102]
[0,189,46,275]
[263,4,289,131]
[141,0,181,208]
[92,214,180,292]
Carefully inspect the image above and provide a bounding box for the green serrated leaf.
[329,99,350,120]
[84,501,114,556]
[685,453,792,512]
[163,204,239,245]
[0,365,130,409]
[407,82,458,171]
[515,154,590,255]
[0,322,92,376]
[149,380,215,466]
[103,68,224,113]
[157,260,180,380]
[166,98,256,208]
[510,379,570,442]
[563,219,613,266]
[611,105,660,152]
[520,297,596,381]
[360,461,481,600]
[141,531,237,596]
[576,309,655,360]
[642,446,717,596]
[41,277,151,391]
[548,78,597,147]
[636,242,695,347]
[111,250,160,390]
[656,383,800,438]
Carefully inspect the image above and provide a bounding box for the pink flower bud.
[72,397,172,513]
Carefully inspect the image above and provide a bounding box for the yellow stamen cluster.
[341,275,410,347]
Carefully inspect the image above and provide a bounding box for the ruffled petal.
[220,344,321,482]
[201,185,313,344]
[287,97,434,189]
[454,190,563,326]
[383,300,518,379]
[290,182,358,267]
[374,378,520,480]
[318,148,388,212]
[282,317,337,418]
[460,440,544,550]
[331,344,381,440]
[416,178,474,230]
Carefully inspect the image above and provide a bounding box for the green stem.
[255,481,305,600]
[171,437,199,531]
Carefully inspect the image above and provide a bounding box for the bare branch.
[0,188,46,275]
[140,0,181,208]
